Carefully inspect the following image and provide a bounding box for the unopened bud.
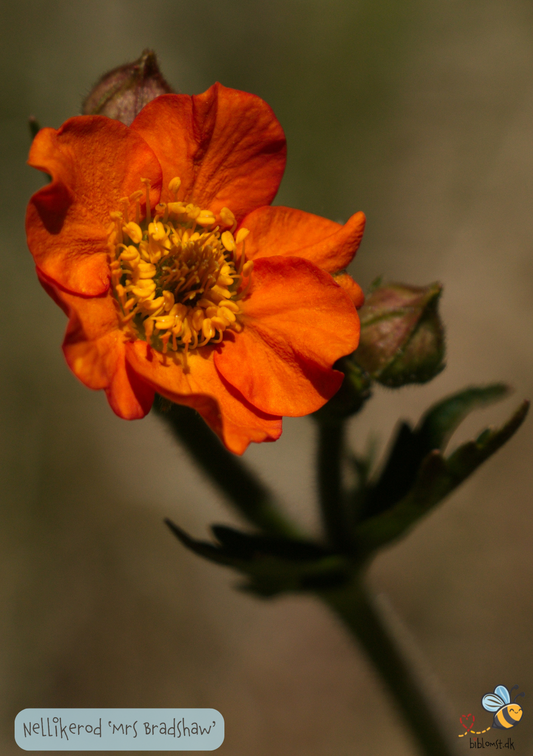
[354,282,445,387]
[82,49,174,126]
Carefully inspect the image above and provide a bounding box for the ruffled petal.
[37,269,154,419]
[27,117,162,296]
[241,206,366,272]
[125,341,282,455]
[332,272,365,308]
[215,257,360,416]
[131,83,286,221]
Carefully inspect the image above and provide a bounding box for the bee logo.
[482,685,524,730]
[458,684,525,737]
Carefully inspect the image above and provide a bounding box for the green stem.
[317,420,351,550]
[321,578,457,756]
[153,399,298,537]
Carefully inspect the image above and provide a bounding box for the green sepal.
[165,520,352,597]
[354,399,529,555]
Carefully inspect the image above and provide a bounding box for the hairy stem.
[321,578,457,756]
[316,420,352,550]
[154,399,298,537]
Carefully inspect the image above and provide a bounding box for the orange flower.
[26,83,365,454]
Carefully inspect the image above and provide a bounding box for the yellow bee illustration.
[482,685,524,730]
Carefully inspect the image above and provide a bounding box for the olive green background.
[2,1,533,754]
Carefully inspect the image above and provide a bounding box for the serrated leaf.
[416,383,510,451]
[165,520,351,597]
[165,519,236,567]
[354,400,529,554]
[445,399,529,482]
[357,383,513,522]
[211,524,326,561]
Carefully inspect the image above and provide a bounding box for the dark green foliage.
[353,395,528,555]
[164,384,528,596]
[357,383,512,520]
[165,520,351,597]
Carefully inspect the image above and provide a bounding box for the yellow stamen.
[124,222,143,244]
[221,230,236,252]
[242,260,254,277]
[236,227,249,244]
[196,210,216,228]
[108,177,252,358]
[220,207,236,229]
[168,177,181,198]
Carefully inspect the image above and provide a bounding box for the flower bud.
[354,282,445,387]
[82,49,174,126]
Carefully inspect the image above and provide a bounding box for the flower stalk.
[315,410,456,755]
[316,418,352,551]
[154,398,299,538]
[320,578,458,756]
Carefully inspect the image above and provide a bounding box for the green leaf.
[165,519,232,566]
[165,393,528,588]
[354,400,529,554]
[165,520,352,597]
[358,422,422,518]
[416,383,511,451]
[446,399,529,481]
[210,525,326,561]
[357,383,512,521]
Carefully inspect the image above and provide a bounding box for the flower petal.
[215,257,360,416]
[131,83,286,221]
[241,206,366,272]
[27,117,162,296]
[37,269,154,419]
[332,272,365,308]
[125,341,282,455]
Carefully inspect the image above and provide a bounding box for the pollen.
[107,178,252,359]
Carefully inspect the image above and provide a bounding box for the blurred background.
[2,1,533,753]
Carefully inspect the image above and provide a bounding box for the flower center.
[107,177,252,361]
